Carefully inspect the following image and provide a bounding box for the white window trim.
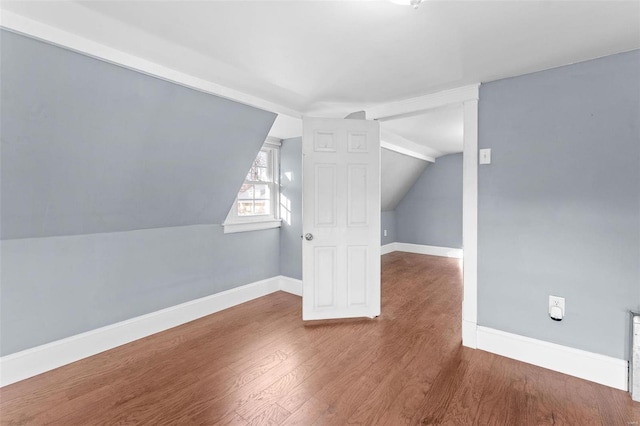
[223,138,282,234]
[222,219,281,234]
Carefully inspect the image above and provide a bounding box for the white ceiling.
[382,104,464,156]
[2,0,639,152]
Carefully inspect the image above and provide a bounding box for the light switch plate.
[479,149,491,164]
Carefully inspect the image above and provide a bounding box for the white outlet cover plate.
[549,295,565,314]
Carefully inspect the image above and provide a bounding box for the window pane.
[255,150,268,167]
[238,201,254,216]
[246,166,258,181]
[254,200,270,215]
[256,167,269,182]
[254,184,270,199]
[246,167,269,183]
[246,151,268,181]
[238,184,254,200]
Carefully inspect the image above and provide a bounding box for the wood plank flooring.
[1,252,638,425]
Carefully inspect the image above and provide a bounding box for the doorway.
[366,85,479,348]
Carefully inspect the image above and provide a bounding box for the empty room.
[1,1,639,424]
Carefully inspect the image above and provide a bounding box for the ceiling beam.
[367,84,480,121]
[380,130,438,163]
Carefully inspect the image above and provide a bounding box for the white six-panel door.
[302,117,381,321]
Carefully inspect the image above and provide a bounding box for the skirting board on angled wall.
[476,326,628,391]
[381,242,463,259]
[381,243,397,255]
[278,276,303,296]
[0,275,302,387]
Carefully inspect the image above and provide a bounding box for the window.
[223,139,281,233]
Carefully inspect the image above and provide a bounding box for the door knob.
[305,233,314,241]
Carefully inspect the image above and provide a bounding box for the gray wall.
[0,31,280,355]
[0,226,279,355]
[395,153,463,248]
[381,210,397,245]
[478,50,640,360]
[279,137,302,280]
[1,30,276,239]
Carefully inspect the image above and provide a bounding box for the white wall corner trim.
[394,242,463,259]
[476,326,628,391]
[0,10,301,118]
[0,275,303,387]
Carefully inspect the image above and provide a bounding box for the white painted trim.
[0,275,305,387]
[380,142,435,163]
[462,320,478,348]
[395,243,463,259]
[222,219,281,234]
[0,11,301,118]
[380,242,462,259]
[367,84,480,121]
[278,276,303,297]
[462,99,479,349]
[264,136,283,147]
[380,129,440,162]
[632,314,640,401]
[381,242,397,255]
[477,326,628,391]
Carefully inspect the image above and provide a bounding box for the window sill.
[222,219,282,234]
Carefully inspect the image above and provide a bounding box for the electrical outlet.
[549,295,565,319]
[384,229,387,237]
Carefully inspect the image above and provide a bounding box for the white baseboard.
[278,276,303,296]
[476,326,628,391]
[381,242,397,255]
[5,276,625,393]
[462,320,478,349]
[0,275,302,387]
[383,242,463,259]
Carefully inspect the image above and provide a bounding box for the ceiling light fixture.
[390,0,424,9]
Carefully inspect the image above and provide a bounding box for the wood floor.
[1,252,638,425]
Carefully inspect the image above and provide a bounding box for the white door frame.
[367,84,480,348]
